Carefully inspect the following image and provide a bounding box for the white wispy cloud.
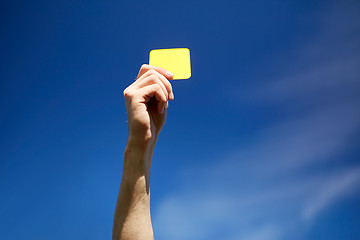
[236,2,360,108]
[216,104,360,175]
[238,225,282,240]
[154,104,360,239]
[154,2,360,240]
[302,167,360,222]
[244,57,360,105]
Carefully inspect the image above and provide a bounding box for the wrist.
[127,127,159,148]
[122,138,155,181]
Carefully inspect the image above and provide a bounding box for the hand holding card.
[149,48,191,80]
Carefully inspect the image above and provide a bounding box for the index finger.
[137,64,174,80]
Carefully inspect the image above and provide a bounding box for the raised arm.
[112,64,174,240]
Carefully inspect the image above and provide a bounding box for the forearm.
[112,141,155,240]
[113,64,173,240]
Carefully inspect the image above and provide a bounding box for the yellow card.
[149,48,191,80]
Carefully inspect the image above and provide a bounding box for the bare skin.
[112,64,174,240]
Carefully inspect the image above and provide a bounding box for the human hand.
[123,64,174,146]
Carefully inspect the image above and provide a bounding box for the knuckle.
[140,64,149,70]
[123,88,128,96]
[154,84,162,91]
[123,88,133,98]
[156,88,167,100]
[147,69,157,75]
[154,85,164,94]
[155,82,165,92]
[148,75,159,83]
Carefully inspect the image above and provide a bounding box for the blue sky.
[1,0,360,239]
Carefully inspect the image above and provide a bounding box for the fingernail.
[166,71,174,78]
[170,92,174,100]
